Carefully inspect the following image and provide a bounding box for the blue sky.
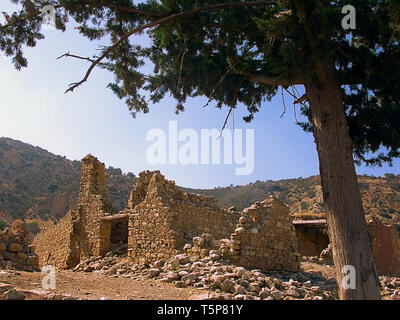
[0,3,399,189]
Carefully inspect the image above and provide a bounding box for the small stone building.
[367,217,400,277]
[294,217,400,277]
[33,155,300,272]
[293,219,329,256]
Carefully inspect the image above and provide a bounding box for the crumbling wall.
[0,220,39,271]
[128,171,153,209]
[172,193,239,241]
[78,154,114,258]
[127,172,299,272]
[32,210,80,270]
[295,228,329,256]
[128,172,185,262]
[225,197,300,272]
[31,154,115,269]
[29,157,301,273]
[367,217,400,277]
[128,172,240,263]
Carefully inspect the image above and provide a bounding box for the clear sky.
[0,2,399,189]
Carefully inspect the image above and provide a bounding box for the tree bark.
[305,59,381,300]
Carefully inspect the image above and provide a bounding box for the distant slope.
[0,137,136,221]
[184,175,400,226]
[0,137,399,228]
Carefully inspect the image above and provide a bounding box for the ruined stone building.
[33,155,300,272]
[32,155,400,277]
[293,217,400,277]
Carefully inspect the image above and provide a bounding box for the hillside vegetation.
[0,138,136,222]
[184,177,400,227]
[0,137,399,229]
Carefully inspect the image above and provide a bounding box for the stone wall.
[295,228,329,257]
[127,172,300,272]
[31,157,300,273]
[77,154,114,258]
[32,211,80,270]
[0,220,39,271]
[225,197,300,271]
[127,172,241,263]
[32,155,115,269]
[367,217,400,277]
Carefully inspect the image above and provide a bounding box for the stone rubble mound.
[0,220,39,272]
[73,235,338,301]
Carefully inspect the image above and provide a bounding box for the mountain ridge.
[0,137,399,229]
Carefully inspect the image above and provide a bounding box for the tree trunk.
[305,60,381,300]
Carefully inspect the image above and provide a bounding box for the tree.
[1,0,399,299]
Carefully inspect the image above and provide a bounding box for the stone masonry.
[0,220,39,271]
[32,210,80,270]
[126,171,242,264]
[33,155,115,269]
[225,198,300,271]
[367,217,400,277]
[33,155,301,273]
[78,154,115,258]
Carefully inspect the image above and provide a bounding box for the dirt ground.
[0,269,205,300]
[0,262,337,300]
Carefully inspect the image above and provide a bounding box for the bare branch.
[57,52,95,63]
[95,2,163,16]
[64,1,275,93]
[294,93,307,104]
[280,87,286,118]
[291,86,299,123]
[218,107,234,139]
[176,38,187,90]
[240,72,302,87]
[202,44,256,108]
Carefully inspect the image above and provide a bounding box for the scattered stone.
[149,268,161,278]
[175,281,187,288]
[3,289,25,300]
[220,279,235,293]
[271,290,284,300]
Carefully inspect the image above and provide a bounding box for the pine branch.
[239,72,302,87]
[64,1,275,93]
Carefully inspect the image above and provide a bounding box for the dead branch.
[218,107,234,139]
[280,87,286,118]
[292,86,299,123]
[240,72,302,87]
[176,38,187,89]
[294,93,307,104]
[57,52,96,63]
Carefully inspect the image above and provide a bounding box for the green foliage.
[26,221,40,234]
[0,137,136,219]
[0,219,8,231]
[1,1,399,166]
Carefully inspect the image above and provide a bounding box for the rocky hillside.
[0,138,136,223]
[184,175,400,227]
[0,137,399,228]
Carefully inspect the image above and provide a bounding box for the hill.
[0,137,136,223]
[0,137,399,229]
[183,175,400,227]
